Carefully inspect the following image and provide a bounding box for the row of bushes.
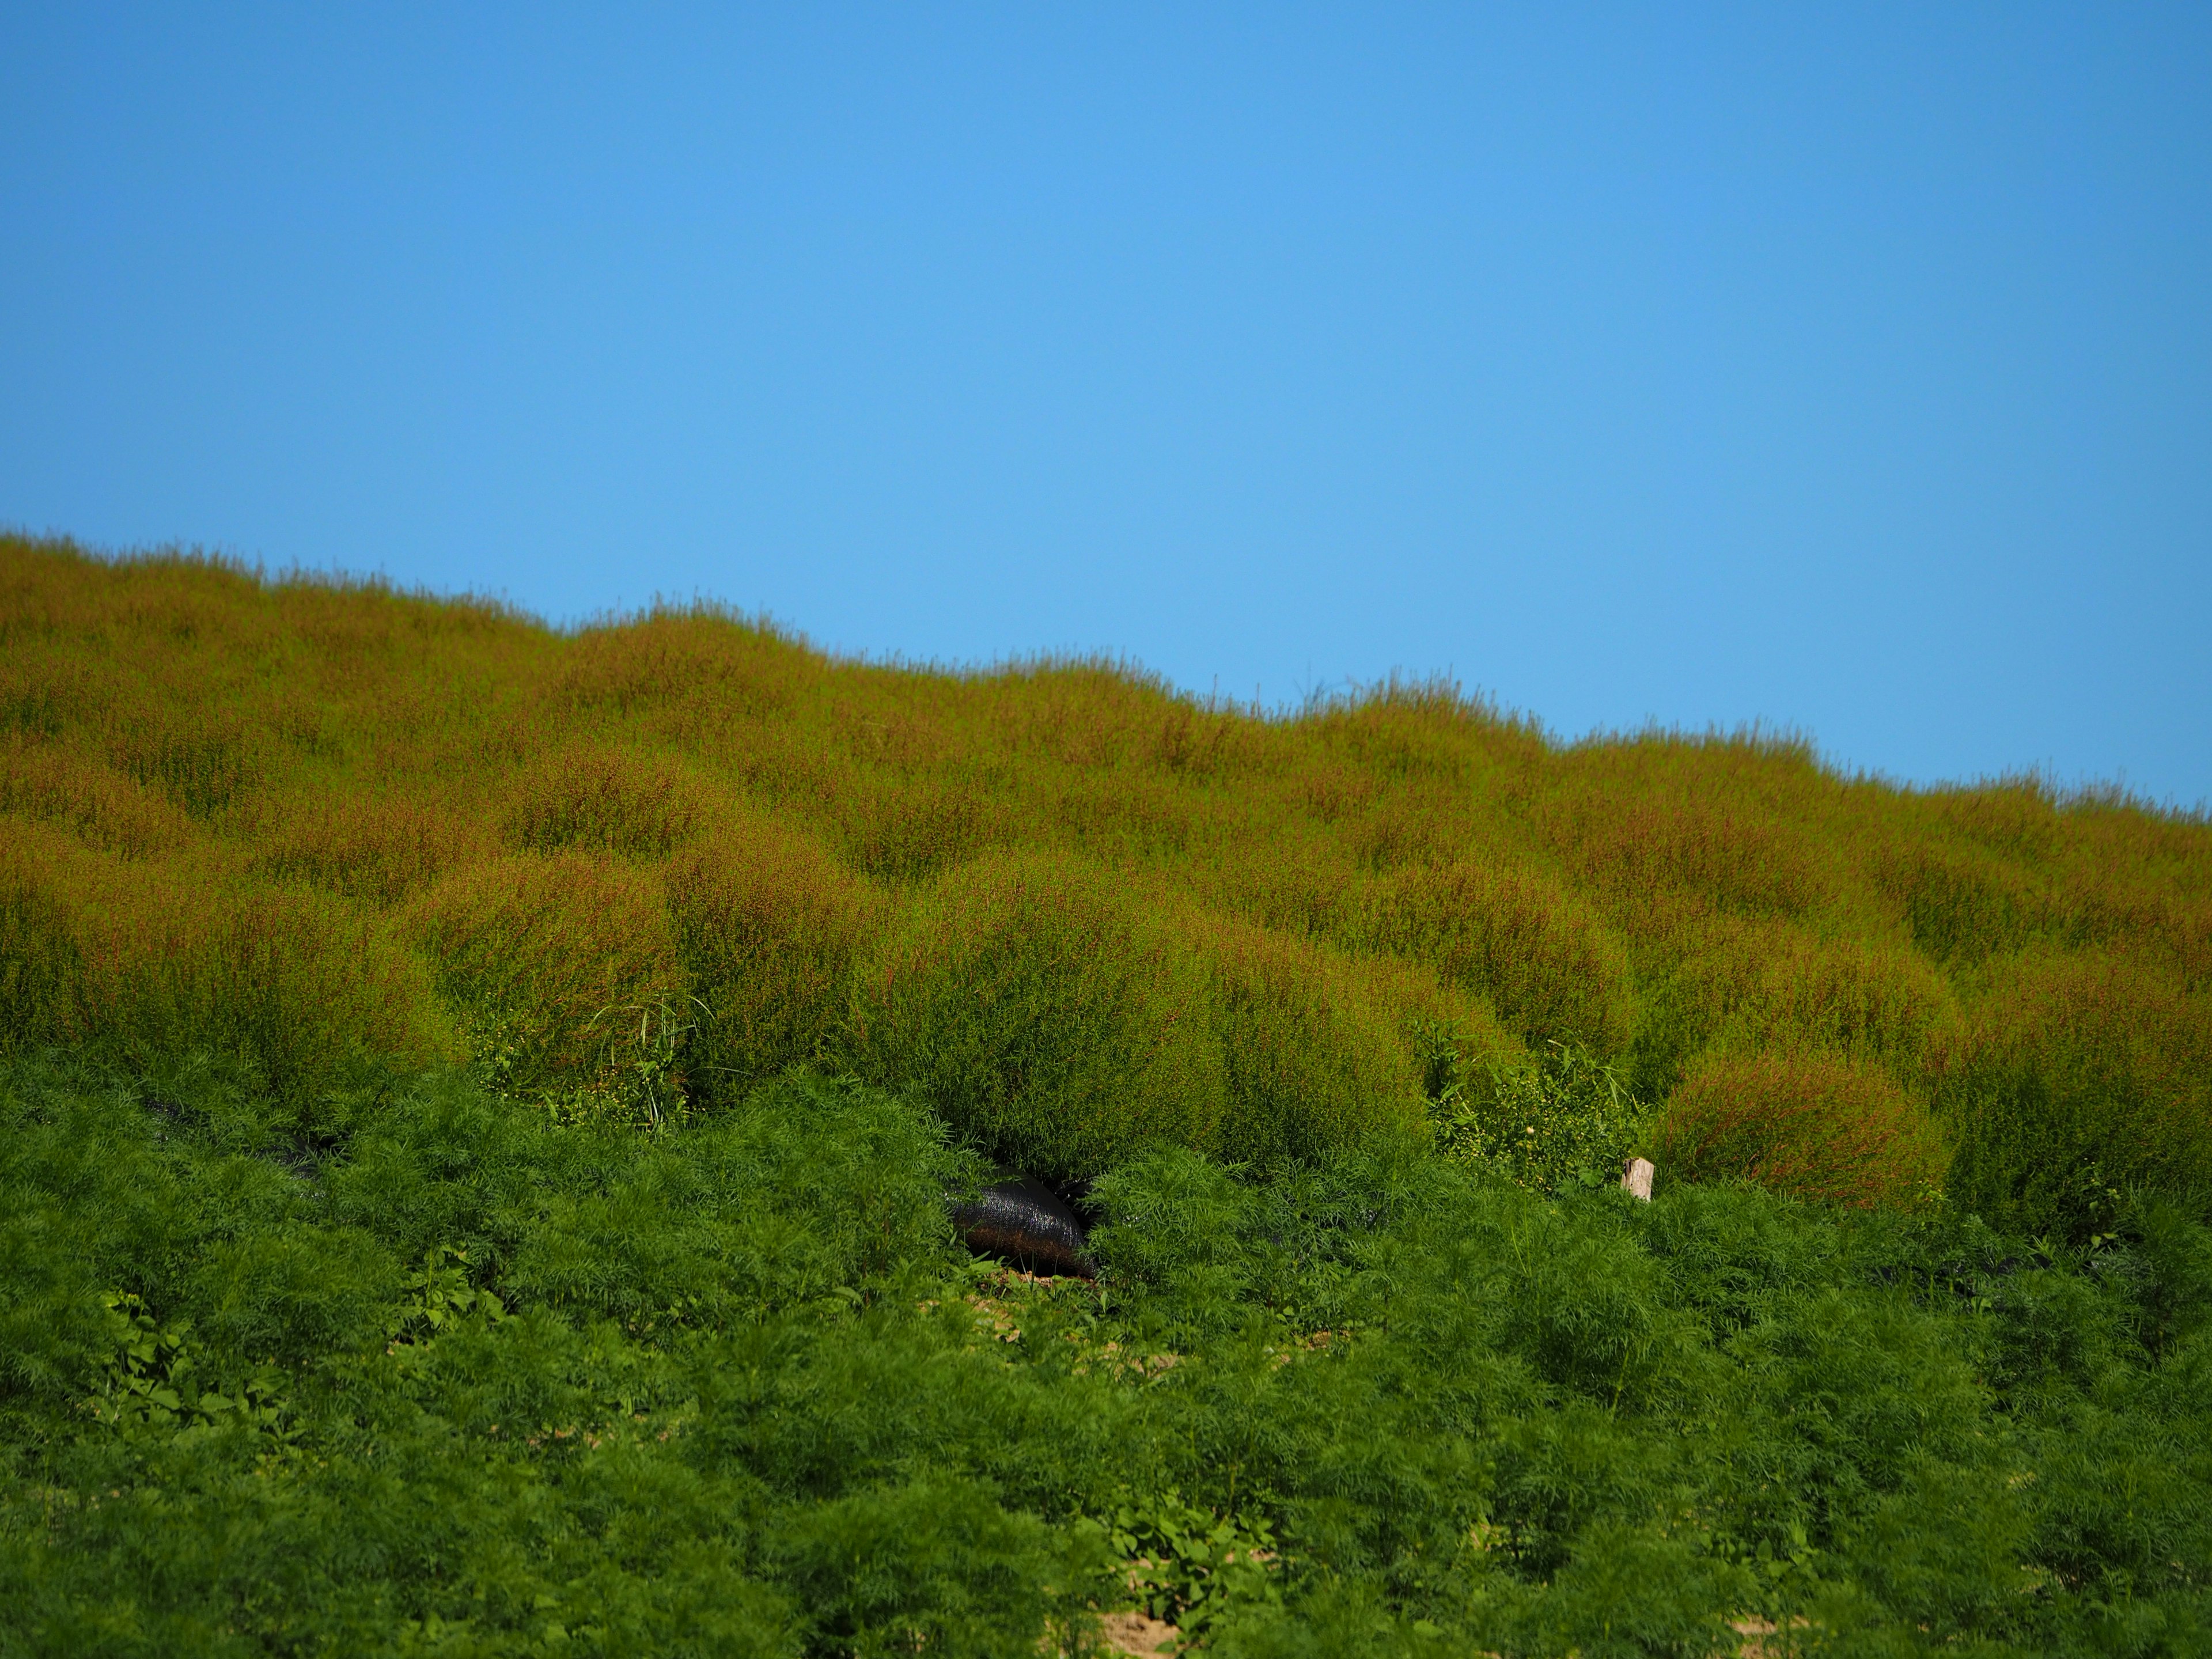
[23,801,2197,1226]
[0,818,1528,1175]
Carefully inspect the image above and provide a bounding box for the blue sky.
[5,5,2209,806]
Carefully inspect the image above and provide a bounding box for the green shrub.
[1652,1048,1948,1209]
[666,810,881,1103]
[1187,915,1429,1162]
[4,1051,2212,1652]
[502,740,715,860]
[1361,859,1638,1055]
[1433,1041,1650,1196]
[842,850,1227,1175]
[1931,948,2212,1236]
[398,851,681,1099]
[1,819,455,1107]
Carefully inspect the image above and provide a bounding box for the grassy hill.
[3,535,2206,1231]
[3,535,2211,1656]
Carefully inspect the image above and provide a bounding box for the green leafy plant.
[586,994,706,1127]
[1105,1489,1282,1640]
[388,1246,510,1346]
[84,1290,290,1444]
[1433,1039,1649,1195]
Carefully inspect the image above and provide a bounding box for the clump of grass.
[0,736,195,859]
[1187,912,1428,1162]
[838,769,1010,882]
[1361,858,1638,1054]
[1652,1048,1949,1208]
[2,818,454,1105]
[501,740,714,860]
[1930,946,2212,1237]
[1664,916,1958,1072]
[252,789,496,904]
[398,851,681,1098]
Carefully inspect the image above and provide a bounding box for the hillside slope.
[2,535,2207,1231]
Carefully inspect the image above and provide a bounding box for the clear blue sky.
[5,6,2208,807]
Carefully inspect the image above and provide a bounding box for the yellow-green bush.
[1,820,454,1100]
[502,741,714,860]
[667,809,881,1100]
[1361,859,1638,1055]
[1,737,196,859]
[1650,1048,1948,1208]
[253,790,496,904]
[1664,916,1956,1074]
[1874,839,2053,964]
[399,853,681,1097]
[843,851,1228,1175]
[836,770,1009,882]
[1184,914,1429,1161]
[1930,947,2212,1234]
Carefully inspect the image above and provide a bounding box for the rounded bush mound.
[843,850,1227,1176]
[399,851,681,1096]
[1673,916,1957,1072]
[1361,858,1637,1056]
[1652,1048,1948,1208]
[1188,914,1430,1162]
[1930,946,2212,1236]
[501,740,716,860]
[666,810,882,1102]
[1,819,455,1100]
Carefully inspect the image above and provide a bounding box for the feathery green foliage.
[3,1052,2209,1654]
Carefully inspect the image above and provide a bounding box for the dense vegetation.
[5,1052,2210,1656]
[3,536,2206,1230]
[2,535,2210,1653]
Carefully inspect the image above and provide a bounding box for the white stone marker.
[1621,1157,1656,1201]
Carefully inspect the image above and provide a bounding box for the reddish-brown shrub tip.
[397,852,684,1093]
[1362,859,1637,1056]
[1653,1049,1949,1209]
[0,737,199,860]
[501,741,717,861]
[837,772,1011,883]
[665,814,881,1096]
[1676,919,1957,1073]
[1541,786,1826,921]
[1183,910,1430,1159]
[552,612,805,726]
[1150,698,1274,781]
[252,791,497,907]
